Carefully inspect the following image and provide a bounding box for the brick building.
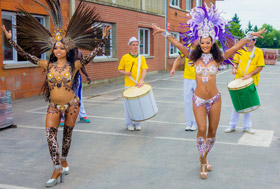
[0,0,219,100]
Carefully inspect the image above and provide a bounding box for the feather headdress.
[15,0,102,56]
[180,3,234,52]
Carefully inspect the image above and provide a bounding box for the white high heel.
[207,161,212,171]
[63,166,69,175]
[46,166,65,187]
[200,164,208,179]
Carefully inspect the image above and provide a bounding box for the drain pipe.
[70,0,75,16]
[164,0,168,71]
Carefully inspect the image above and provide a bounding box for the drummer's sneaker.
[80,117,91,123]
[243,128,255,134]
[135,125,141,131]
[185,125,191,131]
[190,125,197,131]
[127,125,135,131]
[224,127,236,133]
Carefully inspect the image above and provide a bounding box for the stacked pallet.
[0,90,15,129]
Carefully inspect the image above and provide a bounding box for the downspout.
[70,0,75,17]
[165,0,168,71]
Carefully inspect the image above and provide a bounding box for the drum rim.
[122,83,152,99]
[236,104,261,113]
[227,78,254,90]
[131,110,158,122]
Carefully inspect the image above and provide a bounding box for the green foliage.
[255,24,280,48]
[228,14,244,38]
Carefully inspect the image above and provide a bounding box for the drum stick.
[130,63,134,72]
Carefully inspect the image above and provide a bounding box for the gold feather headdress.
[15,0,103,56]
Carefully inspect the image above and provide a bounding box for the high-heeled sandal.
[61,158,69,175]
[207,161,212,171]
[46,165,65,187]
[200,164,208,179]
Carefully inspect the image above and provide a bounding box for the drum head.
[123,83,152,99]
[228,77,253,89]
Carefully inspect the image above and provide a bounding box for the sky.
[216,0,280,30]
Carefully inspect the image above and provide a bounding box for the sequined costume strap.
[80,37,108,66]
[8,38,40,65]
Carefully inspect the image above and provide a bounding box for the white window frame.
[196,0,202,7]
[94,23,113,59]
[138,28,150,56]
[2,11,46,64]
[169,32,180,57]
[186,0,192,11]
[170,0,180,8]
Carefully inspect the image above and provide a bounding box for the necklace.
[201,53,213,65]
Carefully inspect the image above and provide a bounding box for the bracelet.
[243,31,256,41]
[162,30,172,38]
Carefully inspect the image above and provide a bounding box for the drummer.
[118,37,149,131]
[225,33,265,134]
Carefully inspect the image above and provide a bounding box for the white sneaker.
[190,125,197,131]
[224,127,236,133]
[243,128,255,134]
[127,126,135,131]
[185,125,191,131]
[135,125,141,131]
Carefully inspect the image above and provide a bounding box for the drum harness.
[237,46,256,76]
[128,55,142,84]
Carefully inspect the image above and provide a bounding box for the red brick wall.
[0,0,165,99]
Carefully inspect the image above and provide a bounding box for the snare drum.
[122,84,158,121]
[228,78,260,113]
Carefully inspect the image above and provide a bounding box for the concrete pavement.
[0,63,280,189]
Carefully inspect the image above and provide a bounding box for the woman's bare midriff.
[49,88,76,105]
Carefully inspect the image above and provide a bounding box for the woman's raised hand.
[102,25,112,37]
[1,25,12,39]
[252,28,267,38]
[152,24,165,35]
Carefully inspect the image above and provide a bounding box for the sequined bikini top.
[47,62,73,91]
[195,53,218,84]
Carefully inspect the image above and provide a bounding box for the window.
[196,0,202,7]
[186,0,191,11]
[2,11,46,64]
[138,28,150,56]
[169,32,180,56]
[94,23,113,58]
[170,0,180,8]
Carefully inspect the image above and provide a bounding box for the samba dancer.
[225,33,265,134]
[2,0,111,187]
[152,4,266,179]
[118,37,149,131]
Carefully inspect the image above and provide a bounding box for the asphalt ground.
[0,63,280,189]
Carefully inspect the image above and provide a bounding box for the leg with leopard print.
[61,100,80,174]
[45,106,64,187]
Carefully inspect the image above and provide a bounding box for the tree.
[228,14,244,38]
[245,21,253,34]
[255,24,280,48]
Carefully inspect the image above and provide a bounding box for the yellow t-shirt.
[178,51,195,80]
[233,47,265,86]
[118,53,149,87]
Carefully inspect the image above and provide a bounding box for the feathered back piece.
[15,0,102,55]
[65,1,103,51]
[180,3,234,52]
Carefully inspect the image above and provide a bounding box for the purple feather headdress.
[180,3,234,50]
[180,3,236,66]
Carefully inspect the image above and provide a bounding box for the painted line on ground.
[0,184,35,189]
[16,125,273,147]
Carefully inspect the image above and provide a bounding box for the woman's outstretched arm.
[224,28,267,60]
[152,24,190,57]
[1,25,48,69]
[76,25,112,69]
